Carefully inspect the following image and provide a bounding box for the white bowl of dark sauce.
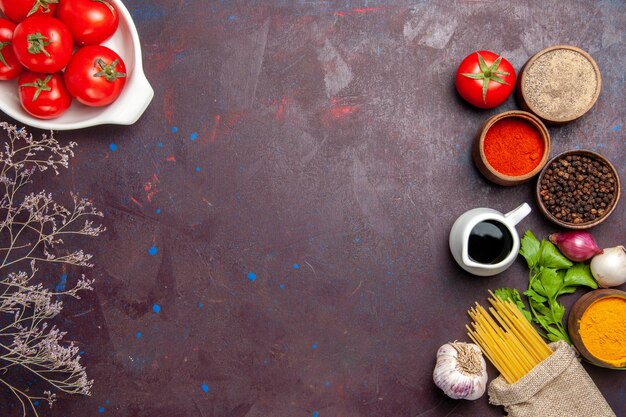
[449,203,531,277]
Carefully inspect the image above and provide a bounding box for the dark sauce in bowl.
[468,220,513,264]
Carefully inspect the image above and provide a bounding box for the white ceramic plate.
[0,0,154,130]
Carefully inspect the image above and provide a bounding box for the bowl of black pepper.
[536,150,620,229]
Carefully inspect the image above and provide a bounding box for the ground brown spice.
[522,48,599,122]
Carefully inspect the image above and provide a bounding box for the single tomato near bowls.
[0,18,24,80]
[13,16,73,73]
[64,45,126,107]
[57,0,119,46]
[456,50,516,109]
[0,0,58,23]
[18,71,72,119]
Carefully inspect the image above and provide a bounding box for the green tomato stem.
[93,58,127,82]
[461,52,510,104]
[20,75,53,102]
[0,41,10,67]
[26,33,50,57]
[28,0,59,17]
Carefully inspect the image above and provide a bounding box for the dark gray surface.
[1,1,624,416]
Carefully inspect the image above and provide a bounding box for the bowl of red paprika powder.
[472,110,551,186]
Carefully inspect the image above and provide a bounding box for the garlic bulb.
[590,245,626,288]
[433,341,488,400]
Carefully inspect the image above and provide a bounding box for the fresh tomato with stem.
[0,0,58,23]
[64,45,126,107]
[56,0,118,46]
[455,50,516,109]
[18,71,71,119]
[13,16,73,73]
[0,18,24,80]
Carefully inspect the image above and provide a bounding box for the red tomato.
[13,16,73,73]
[57,0,118,46]
[455,51,516,109]
[64,45,126,107]
[0,18,24,80]
[0,0,58,23]
[18,71,72,119]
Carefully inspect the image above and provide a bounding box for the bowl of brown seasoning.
[568,289,626,369]
[536,150,620,229]
[517,45,601,125]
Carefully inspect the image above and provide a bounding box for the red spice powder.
[484,118,545,176]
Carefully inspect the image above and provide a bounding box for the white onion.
[590,246,626,288]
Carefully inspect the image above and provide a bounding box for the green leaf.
[520,230,541,269]
[551,301,565,324]
[539,240,573,270]
[547,332,564,343]
[530,299,552,320]
[538,267,564,300]
[494,288,532,322]
[563,263,598,289]
[523,289,547,303]
[531,278,547,297]
[558,286,578,295]
[545,324,568,342]
[533,312,552,328]
[494,288,516,301]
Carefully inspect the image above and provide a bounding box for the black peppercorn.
[540,153,617,225]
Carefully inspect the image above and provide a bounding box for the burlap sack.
[488,340,616,417]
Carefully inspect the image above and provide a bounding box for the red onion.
[549,231,603,262]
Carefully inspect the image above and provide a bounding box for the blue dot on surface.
[312,342,318,349]
[198,303,204,309]
[157,142,163,148]
[195,167,201,172]
[201,384,209,393]
[105,400,110,405]
[293,263,299,269]
[247,272,257,281]
[33,401,39,406]
[136,332,142,339]
[148,245,158,256]
[98,406,105,413]
[156,208,161,214]
[171,126,178,133]
[109,143,118,152]
[611,124,621,132]
[313,412,319,417]
[152,304,161,313]
[191,132,198,141]
[279,284,285,289]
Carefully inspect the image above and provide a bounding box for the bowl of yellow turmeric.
[568,289,626,369]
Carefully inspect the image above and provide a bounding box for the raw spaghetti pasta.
[467,292,552,384]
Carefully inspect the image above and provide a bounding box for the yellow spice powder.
[578,297,626,367]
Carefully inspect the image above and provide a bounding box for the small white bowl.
[0,0,154,130]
